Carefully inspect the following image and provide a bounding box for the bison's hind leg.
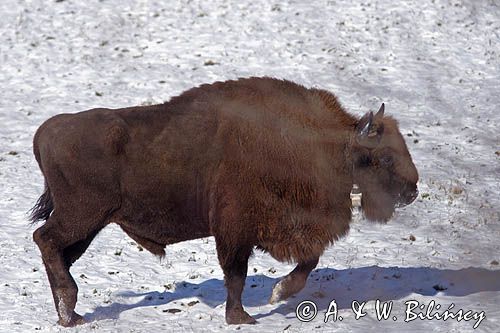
[63,228,104,266]
[33,211,107,327]
[269,257,319,304]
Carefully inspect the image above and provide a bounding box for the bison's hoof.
[269,280,287,304]
[226,308,257,325]
[57,312,85,327]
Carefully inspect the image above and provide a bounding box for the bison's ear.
[356,111,374,137]
[356,103,385,148]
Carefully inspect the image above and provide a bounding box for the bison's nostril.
[406,189,418,204]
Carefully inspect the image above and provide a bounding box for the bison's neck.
[308,88,358,200]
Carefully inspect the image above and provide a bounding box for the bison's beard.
[360,190,396,223]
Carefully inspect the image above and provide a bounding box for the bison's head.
[352,104,418,222]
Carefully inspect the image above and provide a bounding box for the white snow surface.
[1,0,499,332]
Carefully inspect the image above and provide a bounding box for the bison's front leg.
[269,257,319,304]
[215,239,256,325]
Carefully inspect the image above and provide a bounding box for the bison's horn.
[375,103,385,119]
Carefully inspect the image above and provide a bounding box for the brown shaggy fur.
[30,77,418,326]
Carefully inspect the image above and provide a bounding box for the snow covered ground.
[0,0,499,332]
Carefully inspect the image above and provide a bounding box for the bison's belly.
[114,165,211,246]
[113,197,210,256]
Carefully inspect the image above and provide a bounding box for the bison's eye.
[379,155,393,167]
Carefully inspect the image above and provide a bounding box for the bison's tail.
[29,183,53,225]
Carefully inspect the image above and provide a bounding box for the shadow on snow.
[83,266,500,322]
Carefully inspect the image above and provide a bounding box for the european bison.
[30,77,418,326]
